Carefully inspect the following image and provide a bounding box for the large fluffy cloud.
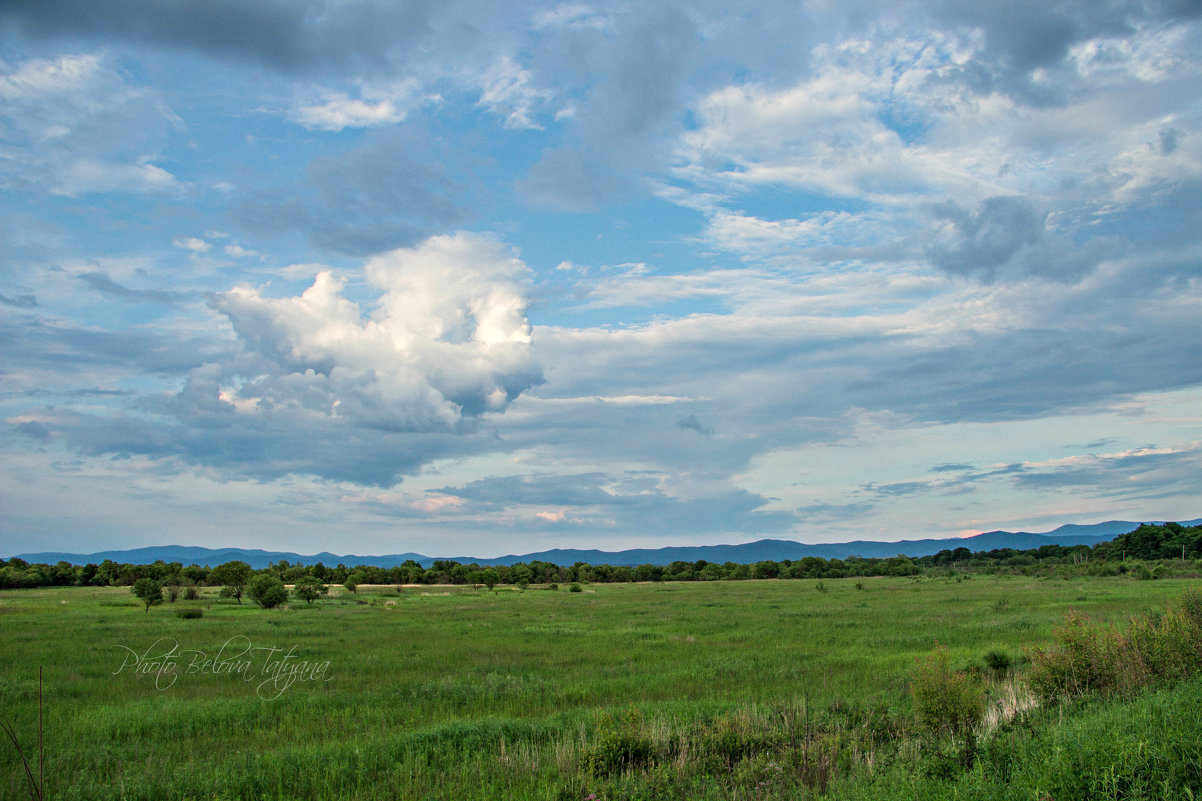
[12,233,543,486]
[205,231,542,431]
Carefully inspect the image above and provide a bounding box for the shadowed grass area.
[0,576,1196,799]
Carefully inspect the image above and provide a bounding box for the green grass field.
[1,576,1198,800]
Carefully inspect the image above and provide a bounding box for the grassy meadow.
[1,575,1199,799]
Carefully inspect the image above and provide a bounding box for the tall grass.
[828,674,1202,801]
[0,667,43,800]
[0,577,1196,799]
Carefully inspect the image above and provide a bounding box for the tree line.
[2,522,1199,591]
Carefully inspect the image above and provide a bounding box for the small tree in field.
[248,575,288,609]
[211,560,252,605]
[480,568,499,591]
[344,568,367,594]
[132,578,163,612]
[163,572,182,603]
[292,576,327,605]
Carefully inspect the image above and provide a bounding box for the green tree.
[510,564,533,585]
[751,560,780,579]
[344,568,367,593]
[480,568,499,591]
[182,564,210,585]
[210,560,252,604]
[95,559,120,586]
[163,572,183,603]
[131,578,163,613]
[248,575,288,609]
[292,575,327,605]
[52,560,77,586]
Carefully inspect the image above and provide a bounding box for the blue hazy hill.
[13,518,1199,568]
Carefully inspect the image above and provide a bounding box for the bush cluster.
[582,710,654,777]
[247,575,288,609]
[1028,586,1202,704]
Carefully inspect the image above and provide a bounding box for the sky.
[2,1,1201,558]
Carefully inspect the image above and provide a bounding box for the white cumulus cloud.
[173,236,211,253]
[203,232,543,436]
[291,91,406,131]
[288,80,430,132]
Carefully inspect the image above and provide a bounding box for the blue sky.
[2,1,1201,557]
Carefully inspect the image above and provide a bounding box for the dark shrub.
[983,650,1012,675]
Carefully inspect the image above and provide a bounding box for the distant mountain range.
[11,518,1200,569]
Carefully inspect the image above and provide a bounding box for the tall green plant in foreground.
[910,645,983,737]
